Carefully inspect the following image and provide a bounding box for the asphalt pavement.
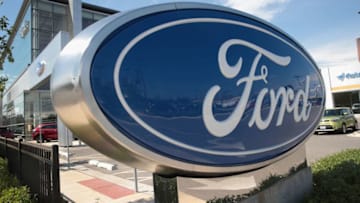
[306,129,360,163]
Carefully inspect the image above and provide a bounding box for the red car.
[32,123,58,142]
[0,127,14,139]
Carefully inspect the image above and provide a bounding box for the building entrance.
[333,91,360,108]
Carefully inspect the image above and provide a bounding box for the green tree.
[0,2,14,70]
[0,1,14,124]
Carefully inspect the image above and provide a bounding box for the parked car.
[32,123,58,142]
[0,127,14,139]
[352,103,360,114]
[315,107,357,134]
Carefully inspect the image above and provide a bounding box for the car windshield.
[324,109,342,116]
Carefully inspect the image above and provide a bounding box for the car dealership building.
[1,0,116,141]
[1,0,360,142]
[321,64,360,110]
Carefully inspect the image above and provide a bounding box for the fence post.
[17,139,22,181]
[51,145,61,203]
[4,138,7,157]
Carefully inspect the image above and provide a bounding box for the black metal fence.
[0,137,61,202]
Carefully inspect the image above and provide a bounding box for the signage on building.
[337,72,360,81]
[329,65,360,92]
[36,60,46,76]
[20,20,29,38]
[51,3,325,176]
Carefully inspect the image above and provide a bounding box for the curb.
[347,130,360,138]
[59,150,72,158]
[89,159,116,171]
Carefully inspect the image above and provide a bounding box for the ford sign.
[51,3,325,176]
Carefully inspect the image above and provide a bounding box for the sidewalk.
[54,141,154,203]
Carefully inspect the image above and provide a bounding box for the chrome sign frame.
[51,3,325,176]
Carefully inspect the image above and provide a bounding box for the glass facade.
[2,0,113,139]
[31,1,107,58]
[32,0,68,59]
[2,94,25,136]
[24,90,55,137]
[82,9,107,28]
[3,90,54,138]
[333,91,360,108]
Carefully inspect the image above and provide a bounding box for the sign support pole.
[134,168,139,192]
[153,174,179,203]
[66,129,70,169]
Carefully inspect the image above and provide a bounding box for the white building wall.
[320,68,334,109]
[3,31,70,103]
[320,61,360,109]
[327,65,360,93]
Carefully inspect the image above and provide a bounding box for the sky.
[0,0,360,70]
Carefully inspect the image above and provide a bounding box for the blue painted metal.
[51,3,325,176]
[90,8,324,166]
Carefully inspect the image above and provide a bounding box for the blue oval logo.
[52,3,325,175]
[90,8,325,168]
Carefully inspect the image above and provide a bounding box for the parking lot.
[306,129,360,164]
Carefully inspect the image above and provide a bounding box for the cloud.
[84,0,290,20]
[223,0,290,20]
[308,39,359,68]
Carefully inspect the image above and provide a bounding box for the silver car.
[352,103,360,114]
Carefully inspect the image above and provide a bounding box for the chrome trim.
[51,2,325,176]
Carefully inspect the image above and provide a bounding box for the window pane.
[38,10,52,31]
[37,1,52,12]
[54,13,68,33]
[94,13,106,21]
[53,4,66,15]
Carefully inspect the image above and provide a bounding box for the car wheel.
[352,125,356,131]
[341,124,347,134]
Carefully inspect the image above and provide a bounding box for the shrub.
[307,149,360,202]
[0,186,31,203]
[0,158,31,202]
[0,158,18,192]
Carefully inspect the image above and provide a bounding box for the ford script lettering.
[51,3,325,176]
[203,39,311,137]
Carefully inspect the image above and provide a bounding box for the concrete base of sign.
[241,167,312,203]
[177,145,311,203]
